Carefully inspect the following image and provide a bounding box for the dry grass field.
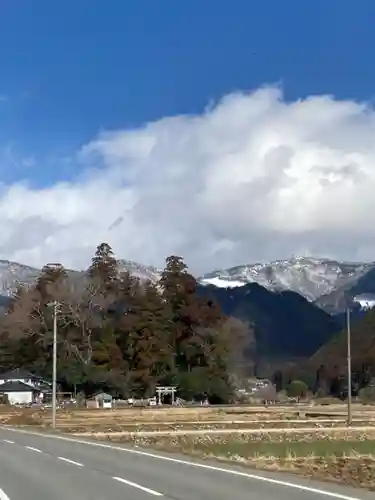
[1,403,375,490]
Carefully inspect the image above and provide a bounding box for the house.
[0,369,52,405]
[0,368,50,387]
[0,380,41,405]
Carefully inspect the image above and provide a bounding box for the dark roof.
[0,381,38,392]
[0,368,42,380]
[37,383,52,393]
[90,391,113,399]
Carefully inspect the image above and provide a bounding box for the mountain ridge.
[0,256,374,316]
[200,257,375,302]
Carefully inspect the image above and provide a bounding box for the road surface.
[0,427,373,500]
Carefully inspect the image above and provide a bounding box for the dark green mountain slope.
[197,283,341,358]
[311,306,375,371]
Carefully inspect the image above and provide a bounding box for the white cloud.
[1,85,375,273]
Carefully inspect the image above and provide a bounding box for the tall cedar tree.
[76,242,122,390]
[90,322,126,394]
[123,282,173,396]
[88,242,118,296]
[160,256,232,400]
[160,256,194,373]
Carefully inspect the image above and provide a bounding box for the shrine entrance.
[155,386,177,405]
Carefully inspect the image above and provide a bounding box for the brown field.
[1,402,375,428]
[2,402,375,432]
[2,403,375,490]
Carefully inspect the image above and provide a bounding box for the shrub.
[287,380,308,400]
[359,386,375,404]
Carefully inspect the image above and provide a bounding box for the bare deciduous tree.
[52,277,116,367]
[3,276,116,370]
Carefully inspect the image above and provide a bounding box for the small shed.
[90,391,113,409]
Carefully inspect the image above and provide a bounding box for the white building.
[0,380,39,405]
[90,391,113,409]
[0,369,51,405]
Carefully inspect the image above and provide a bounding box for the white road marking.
[113,476,163,496]
[57,456,84,467]
[0,427,365,500]
[3,440,14,444]
[25,446,42,453]
[0,486,10,500]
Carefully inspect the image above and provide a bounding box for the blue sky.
[2,1,375,270]
[0,0,374,186]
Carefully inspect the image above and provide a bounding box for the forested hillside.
[311,307,375,378]
[197,283,341,358]
[0,243,248,402]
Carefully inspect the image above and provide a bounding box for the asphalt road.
[0,427,373,500]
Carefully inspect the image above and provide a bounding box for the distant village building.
[87,391,113,409]
[0,369,52,405]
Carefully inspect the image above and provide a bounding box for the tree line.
[0,243,249,402]
[272,360,375,401]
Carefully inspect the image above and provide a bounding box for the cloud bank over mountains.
[1,85,375,272]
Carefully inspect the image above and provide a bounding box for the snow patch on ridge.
[199,277,246,288]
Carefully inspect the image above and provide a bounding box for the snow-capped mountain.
[199,257,375,302]
[0,260,42,296]
[0,255,374,308]
[0,259,161,297]
[117,260,161,283]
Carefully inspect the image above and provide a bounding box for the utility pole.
[45,263,62,430]
[346,306,352,427]
[51,300,58,430]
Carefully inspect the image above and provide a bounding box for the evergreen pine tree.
[88,243,118,294]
